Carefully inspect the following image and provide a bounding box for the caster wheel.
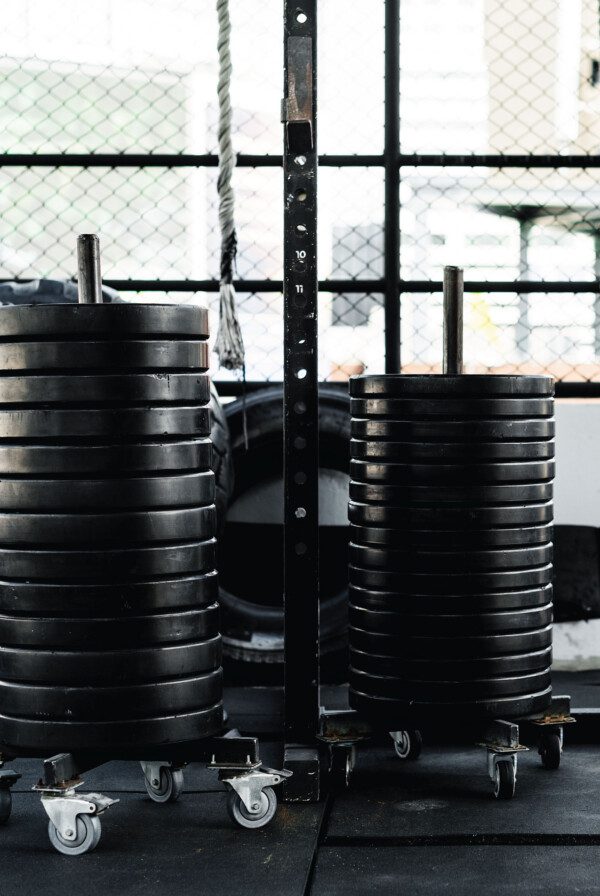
[330,745,356,789]
[144,767,184,803]
[0,789,12,825]
[493,761,516,800]
[393,729,423,761]
[227,786,277,829]
[539,733,561,770]
[48,814,101,856]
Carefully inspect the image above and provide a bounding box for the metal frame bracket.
[318,708,374,745]
[283,35,314,153]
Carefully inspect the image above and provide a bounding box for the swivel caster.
[0,789,12,825]
[222,766,289,829]
[330,745,356,789]
[141,762,184,803]
[390,729,422,761]
[227,786,277,829]
[39,787,117,857]
[493,759,516,800]
[539,731,562,770]
[47,814,102,856]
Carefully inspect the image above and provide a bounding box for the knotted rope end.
[214,281,245,371]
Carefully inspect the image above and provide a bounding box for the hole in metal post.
[294,472,307,485]
[295,155,307,166]
[296,11,308,24]
[295,507,307,519]
[295,542,307,555]
[294,401,306,414]
[297,368,307,379]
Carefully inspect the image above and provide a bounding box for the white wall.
[554,399,600,668]
[555,399,600,526]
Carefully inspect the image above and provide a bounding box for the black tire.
[539,732,561,770]
[220,385,349,677]
[0,789,11,824]
[493,760,516,799]
[210,383,233,534]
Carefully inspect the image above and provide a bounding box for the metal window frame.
[1,1,599,397]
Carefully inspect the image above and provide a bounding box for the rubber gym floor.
[2,671,599,896]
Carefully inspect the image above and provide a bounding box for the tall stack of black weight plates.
[0,304,222,757]
[348,374,555,725]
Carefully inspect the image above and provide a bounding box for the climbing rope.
[214,0,245,371]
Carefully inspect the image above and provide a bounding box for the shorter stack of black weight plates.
[348,374,555,725]
[0,304,222,756]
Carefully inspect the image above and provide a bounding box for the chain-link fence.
[0,0,599,386]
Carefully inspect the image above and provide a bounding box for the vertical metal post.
[593,233,600,359]
[384,0,400,373]
[443,266,464,375]
[282,0,320,800]
[77,234,103,304]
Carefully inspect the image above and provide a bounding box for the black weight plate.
[0,635,221,684]
[0,303,209,338]
[351,418,555,441]
[350,564,553,594]
[0,373,211,406]
[0,341,209,371]
[349,646,552,679]
[350,397,553,419]
[349,624,552,659]
[0,407,211,439]
[350,438,555,462]
[349,602,553,635]
[349,582,553,614]
[0,539,216,580]
[0,669,222,721]
[348,501,554,529]
[349,685,552,724]
[349,481,552,505]
[0,571,218,615]
[0,440,213,475]
[0,603,219,648]
[349,667,552,700]
[0,703,223,755]
[0,506,216,546]
[349,542,553,572]
[0,471,214,511]
[350,459,555,485]
[350,523,554,549]
[350,374,554,398]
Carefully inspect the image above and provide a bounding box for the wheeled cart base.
[1,732,290,856]
[320,694,575,801]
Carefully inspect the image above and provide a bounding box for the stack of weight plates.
[0,304,222,756]
[348,374,554,725]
